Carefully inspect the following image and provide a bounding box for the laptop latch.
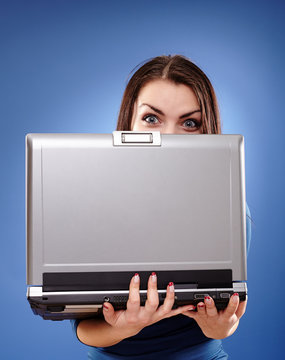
[113,131,161,146]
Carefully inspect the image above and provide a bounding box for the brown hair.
[116,55,221,134]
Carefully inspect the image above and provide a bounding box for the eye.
[183,119,199,129]
[142,114,159,125]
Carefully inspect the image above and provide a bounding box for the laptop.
[26,131,247,320]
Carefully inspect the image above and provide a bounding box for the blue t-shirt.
[71,205,252,359]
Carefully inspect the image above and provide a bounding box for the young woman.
[72,55,251,359]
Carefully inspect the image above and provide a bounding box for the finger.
[235,297,247,319]
[223,293,240,318]
[197,301,207,317]
[102,302,117,325]
[204,296,218,317]
[176,303,196,313]
[156,282,175,317]
[126,273,141,314]
[144,272,159,314]
[168,303,196,318]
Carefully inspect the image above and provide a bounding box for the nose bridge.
[161,120,177,134]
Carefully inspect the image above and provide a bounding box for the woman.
[72,55,251,359]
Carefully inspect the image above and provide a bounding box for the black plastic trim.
[43,270,232,292]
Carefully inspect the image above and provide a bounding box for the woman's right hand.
[102,272,196,338]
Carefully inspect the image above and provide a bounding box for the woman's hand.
[102,273,196,338]
[182,294,247,339]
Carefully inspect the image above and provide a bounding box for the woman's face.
[131,79,202,134]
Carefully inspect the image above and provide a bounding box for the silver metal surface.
[26,133,247,285]
[233,282,247,292]
[27,286,43,297]
[27,285,247,297]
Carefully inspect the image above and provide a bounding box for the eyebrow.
[140,103,201,118]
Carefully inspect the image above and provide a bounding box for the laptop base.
[27,282,247,321]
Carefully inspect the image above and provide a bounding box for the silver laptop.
[26,131,247,320]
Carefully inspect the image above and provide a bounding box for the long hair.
[116,55,221,134]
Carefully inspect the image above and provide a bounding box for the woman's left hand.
[182,293,247,339]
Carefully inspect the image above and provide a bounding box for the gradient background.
[1,0,284,358]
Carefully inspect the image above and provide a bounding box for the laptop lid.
[26,132,246,290]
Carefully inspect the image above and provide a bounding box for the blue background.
[1,0,284,358]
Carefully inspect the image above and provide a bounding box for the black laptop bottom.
[27,270,247,321]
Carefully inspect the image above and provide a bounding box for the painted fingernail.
[204,296,211,305]
[232,293,239,303]
[187,305,196,311]
[103,304,109,311]
[198,303,205,308]
[151,272,157,283]
[134,273,140,283]
[168,282,175,293]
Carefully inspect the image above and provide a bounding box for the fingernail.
[232,293,239,303]
[151,272,157,283]
[198,303,205,308]
[103,304,109,311]
[204,296,211,305]
[134,273,140,283]
[187,306,196,311]
[168,282,175,293]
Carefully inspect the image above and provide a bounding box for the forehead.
[136,79,199,110]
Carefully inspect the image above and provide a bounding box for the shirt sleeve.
[70,319,84,344]
[246,203,252,255]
